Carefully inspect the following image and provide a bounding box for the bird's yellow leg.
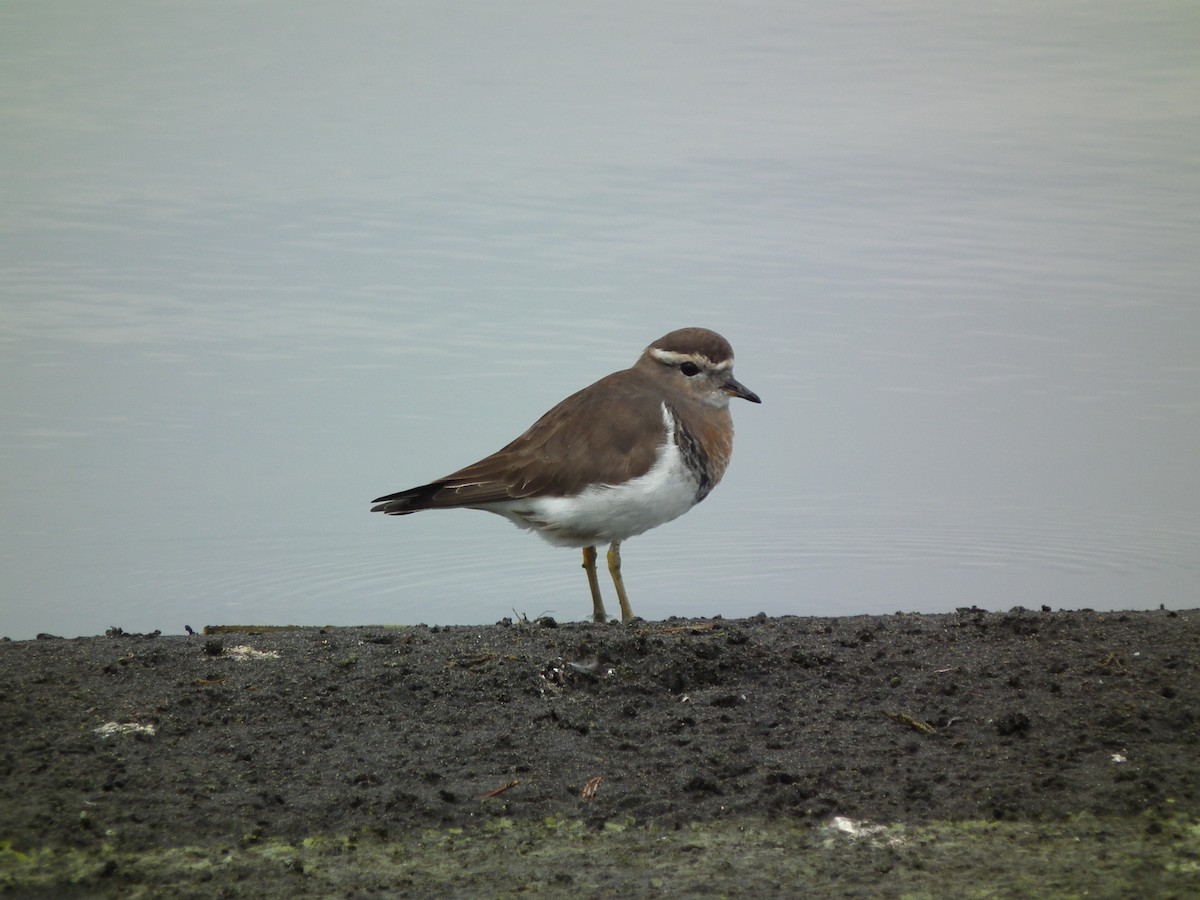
[582,546,607,623]
[607,541,634,623]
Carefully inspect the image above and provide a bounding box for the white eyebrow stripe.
[649,349,733,370]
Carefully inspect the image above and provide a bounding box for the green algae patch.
[3,813,1198,897]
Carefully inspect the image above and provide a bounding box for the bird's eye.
[680,362,701,377]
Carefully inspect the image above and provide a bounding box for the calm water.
[2,2,1198,639]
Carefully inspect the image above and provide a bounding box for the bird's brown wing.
[371,369,668,514]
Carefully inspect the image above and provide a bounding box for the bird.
[371,327,761,623]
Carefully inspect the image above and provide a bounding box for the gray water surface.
[2,2,1197,638]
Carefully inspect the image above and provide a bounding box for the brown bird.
[372,327,761,623]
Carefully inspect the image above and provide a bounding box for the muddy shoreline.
[2,608,1198,896]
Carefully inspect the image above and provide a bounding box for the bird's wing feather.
[372,370,668,513]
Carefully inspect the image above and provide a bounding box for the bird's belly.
[484,440,703,547]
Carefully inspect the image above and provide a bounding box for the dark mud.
[2,608,1198,897]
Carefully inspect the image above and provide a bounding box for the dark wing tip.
[371,486,434,514]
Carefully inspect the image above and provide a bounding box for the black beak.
[723,376,761,404]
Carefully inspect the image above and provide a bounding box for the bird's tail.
[370,483,445,515]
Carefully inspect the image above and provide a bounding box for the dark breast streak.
[671,406,734,503]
